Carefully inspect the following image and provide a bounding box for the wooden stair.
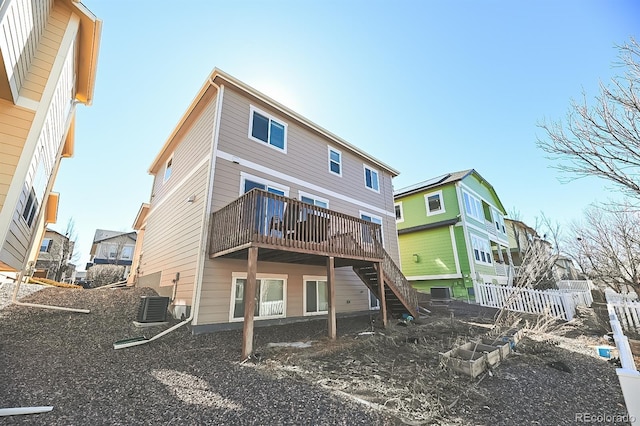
[353,250,419,318]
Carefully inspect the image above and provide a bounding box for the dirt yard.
[251,302,629,425]
[0,286,630,425]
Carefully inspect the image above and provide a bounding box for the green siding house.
[394,170,513,300]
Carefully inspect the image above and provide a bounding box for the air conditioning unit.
[136,296,170,323]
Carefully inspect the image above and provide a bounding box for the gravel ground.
[0,288,630,425]
[0,282,46,310]
[0,287,396,425]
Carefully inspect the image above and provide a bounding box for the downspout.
[114,78,224,349]
[455,182,478,301]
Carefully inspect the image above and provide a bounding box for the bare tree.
[565,204,640,294]
[537,38,640,199]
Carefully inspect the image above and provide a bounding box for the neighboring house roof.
[505,218,538,236]
[44,228,68,239]
[92,229,137,244]
[394,169,507,214]
[148,68,400,177]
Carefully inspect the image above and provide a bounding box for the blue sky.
[54,0,640,269]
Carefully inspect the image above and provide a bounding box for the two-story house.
[130,69,417,357]
[88,229,137,278]
[0,0,101,281]
[394,170,513,300]
[34,227,74,281]
[506,218,579,281]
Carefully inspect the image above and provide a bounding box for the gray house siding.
[136,91,218,303]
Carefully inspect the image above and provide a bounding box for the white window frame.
[471,235,492,266]
[363,165,380,193]
[328,147,342,177]
[303,275,328,316]
[368,289,380,310]
[248,105,288,153]
[425,190,445,216]
[493,208,506,234]
[298,190,329,209]
[163,155,173,183]
[229,272,288,322]
[239,172,290,197]
[394,202,404,223]
[462,190,483,222]
[360,210,384,247]
[40,238,52,253]
[121,246,133,261]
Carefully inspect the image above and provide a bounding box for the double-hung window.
[163,155,173,183]
[328,147,342,176]
[249,106,287,151]
[394,203,404,222]
[40,238,52,253]
[22,188,38,227]
[361,212,383,245]
[121,246,133,260]
[462,191,483,222]
[425,190,445,216]
[493,209,506,234]
[364,166,379,192]
[471,235,492,265]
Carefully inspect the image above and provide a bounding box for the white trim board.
[216,149,395,218]
[406,274,463,280]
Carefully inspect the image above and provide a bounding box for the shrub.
[87,265,125,287]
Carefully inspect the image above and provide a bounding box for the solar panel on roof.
[395,173,451,194]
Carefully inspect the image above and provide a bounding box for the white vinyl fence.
[607,300,640,334]
[475,283,589,321]
[556,280,594,292]
[607,302,640,421]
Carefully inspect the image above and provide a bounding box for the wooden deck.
[209,189,384,263]
[208,189,419,358]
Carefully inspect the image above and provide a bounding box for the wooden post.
[327,256,336,340]
[242,246,258,359]
[376,262,387,327]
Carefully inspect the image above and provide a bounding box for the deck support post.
[327,256,337,340]
[242,246,258,359]
[376,261,387,327]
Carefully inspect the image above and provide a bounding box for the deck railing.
[209,189,384,260]
[381,250,419,316]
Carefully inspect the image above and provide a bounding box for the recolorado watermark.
[575,412,635,423]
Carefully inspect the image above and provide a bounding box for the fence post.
[560,292,574,321]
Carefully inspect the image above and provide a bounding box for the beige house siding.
[212,86,398,250]
[20,3,71,102]
[0,15,76,271]
[0,0,54,101]
[136,93,218,301]
[194,85,395,326]
[0,101,34,213]
[197,258,370,326]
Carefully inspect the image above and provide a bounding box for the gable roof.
[148,68,400,177]
[394,169,507,214]
[92,229,136,244]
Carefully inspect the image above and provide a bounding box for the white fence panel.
[558,289,593,307]
[557,280,594,292]
[608,301,640,334]
[606,291,639,304]
[476,283,576,321]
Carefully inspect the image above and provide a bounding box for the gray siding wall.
[212,86,399,255]
[196,85,397,326]
[198,258,371,326]
[136,92,217,303]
